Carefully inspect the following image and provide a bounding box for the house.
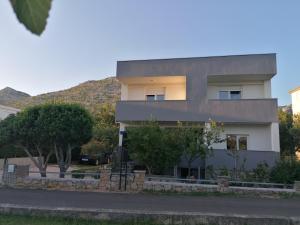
[115,53,280,178]
[0,104,20,120]
[289,87,300,116]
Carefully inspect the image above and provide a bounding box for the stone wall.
[144,180,296,198]
[3,167,146,193]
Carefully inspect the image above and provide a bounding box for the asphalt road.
[0,188,299,217]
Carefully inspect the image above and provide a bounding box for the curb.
[0,204,299,225]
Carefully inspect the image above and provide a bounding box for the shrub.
[270,159,300,184]
[71,170,85,179]
[252,161,270,182]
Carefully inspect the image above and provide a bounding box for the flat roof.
[289,86,300,94]
[117,53,276,63]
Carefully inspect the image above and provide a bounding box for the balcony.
[116,99,278,124]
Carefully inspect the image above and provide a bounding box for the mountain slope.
[0,87,30,106]
[2,77,121,114]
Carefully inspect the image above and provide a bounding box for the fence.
[1,164,146,193]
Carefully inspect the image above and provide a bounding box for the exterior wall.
[291,89,300,115]
[207,82,267,100]
[212,124,273,151]
[124,83,186,101]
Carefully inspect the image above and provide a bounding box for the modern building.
[0,104,19,120]
[115,53,280,178]
[289,87,300,116]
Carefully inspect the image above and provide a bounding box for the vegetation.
[0,214,164,225]
[9,0,52,35]
[270,159,300,184]
[0,103,93,178]
[126,121,223,175]
[0,78,120,116]
[126,121,178,175]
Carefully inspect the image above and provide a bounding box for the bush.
[270,159,300,184]
[71,170,85,179]
[252,161,270,182]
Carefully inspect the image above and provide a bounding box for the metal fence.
[146,176,218,185]
[145,175,294,189]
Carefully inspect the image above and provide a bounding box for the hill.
[2,77,121,115]
[0,87,30,106]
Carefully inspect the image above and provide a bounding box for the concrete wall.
[291,89,300,115]
[0,157,40,169]
[212,124,273,151]
[123,83,186,101]
[207,82,267,100]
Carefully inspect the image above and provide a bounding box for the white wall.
[125,83,186,101]
[291,90,300,115]
[207,81,270,99]
[212,124,274,151]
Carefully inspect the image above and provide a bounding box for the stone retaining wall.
[144,181,296,198]
[2,166,146,193]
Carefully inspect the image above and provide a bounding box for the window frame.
[219,90,242,100]
[226,134,248,151]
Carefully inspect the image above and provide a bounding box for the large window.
[219,90,241,100]
[226,134,248,150]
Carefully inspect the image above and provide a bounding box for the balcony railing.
[116,99,278,123]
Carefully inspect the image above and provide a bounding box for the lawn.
[0,215,161,225]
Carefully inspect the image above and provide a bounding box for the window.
[146,94,165,101]
[146,95,155,101]
[226,134,248,150]
[219,91,229,100]
[156,94,165,101]
[219,91,241,100]
[230,91,241,99]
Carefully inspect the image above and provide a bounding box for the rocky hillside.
[1,77,121,115]
[0,87,30,106]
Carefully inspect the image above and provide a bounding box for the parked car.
[79,153,110,165]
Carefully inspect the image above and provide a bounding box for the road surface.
[0,188,299,217]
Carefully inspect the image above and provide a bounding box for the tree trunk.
[54,144,72,179]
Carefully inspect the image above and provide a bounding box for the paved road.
[0,188,299,217]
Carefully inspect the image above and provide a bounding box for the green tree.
[0,109,54,177]
[278,109,295,157]
[82,104,119,162]
[175,122,223,177]
[39,104,93,178]
[126,121,182,175]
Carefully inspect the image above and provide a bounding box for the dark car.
[79,153,110,165]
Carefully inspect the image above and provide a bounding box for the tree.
[126,121,182,175]
[278,109,295,157]
[40,104,93,178]
[175,122,223,178]
[9,0,52,35]
[0,109,54,177]
[0,104,93,178]
[82,104,119,163]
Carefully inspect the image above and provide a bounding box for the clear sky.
[0,0,299,106]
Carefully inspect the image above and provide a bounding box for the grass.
[0,214,162,225]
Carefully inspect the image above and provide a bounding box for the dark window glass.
[146,95,155,101]
[230,91,241,100]
[238,136,247,150]
[226,135,237,150]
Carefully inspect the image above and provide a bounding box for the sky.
[0,0,300,106]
